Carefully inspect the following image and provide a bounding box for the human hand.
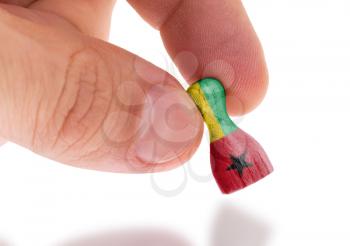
[0,0,268,173]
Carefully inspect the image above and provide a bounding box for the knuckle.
[38,47,114,157]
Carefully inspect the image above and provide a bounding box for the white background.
[1,0,350,245]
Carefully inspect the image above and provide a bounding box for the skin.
[0,0,268,173]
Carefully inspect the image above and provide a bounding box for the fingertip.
[226,61,269,116]
[133,126,203,173]
[156,0,269,116]
[128,0,270,117]
[132,82,204,170]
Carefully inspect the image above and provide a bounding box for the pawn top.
[187,78,237,142]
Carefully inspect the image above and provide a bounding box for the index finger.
[128,0,268,116]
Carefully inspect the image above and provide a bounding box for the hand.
[0,0,268,173]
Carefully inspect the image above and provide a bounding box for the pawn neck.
[187,78,238,142]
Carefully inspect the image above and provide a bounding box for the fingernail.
[134,84,202,164]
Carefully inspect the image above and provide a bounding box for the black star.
[226,152,253,177]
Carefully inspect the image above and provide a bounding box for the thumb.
[0,6,203,172]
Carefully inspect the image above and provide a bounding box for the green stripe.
[199,78,237,135]
[187,82,225,142]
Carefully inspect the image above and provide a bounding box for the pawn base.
[210,128,273,194]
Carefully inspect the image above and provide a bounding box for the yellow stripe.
[187,83,225,142]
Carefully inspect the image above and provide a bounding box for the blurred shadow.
[56,203,271,246]
[211,202,272,246]
[0,239,11,246]
[57,228,192,246]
